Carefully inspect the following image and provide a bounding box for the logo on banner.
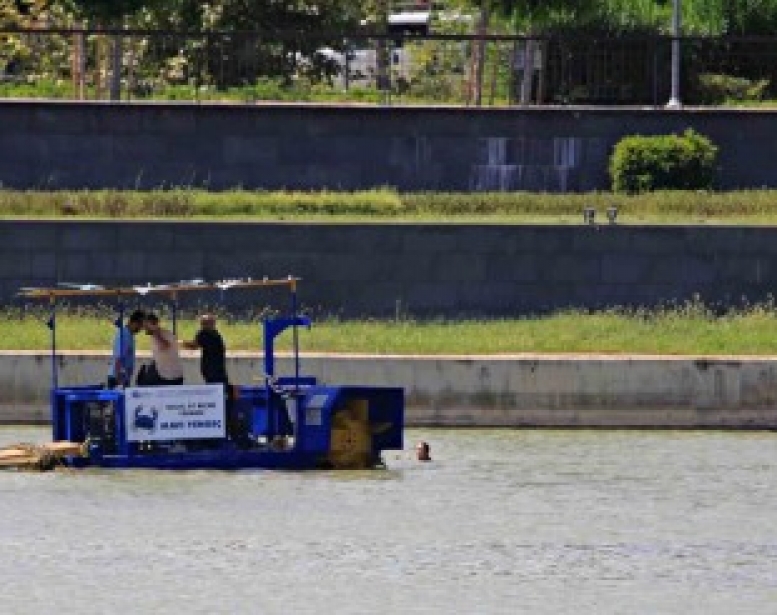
[133,404,159,433]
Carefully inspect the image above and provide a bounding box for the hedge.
[609,129,719,194]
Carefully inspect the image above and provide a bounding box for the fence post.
[71,28,87,100]
[110,32,122,101]
[518,37,536,105]
[472,4,489,106]
[667,0,682,108]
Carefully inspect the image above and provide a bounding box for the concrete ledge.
[2,351,777,428]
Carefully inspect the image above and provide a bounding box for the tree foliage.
[6,0,777,102]
[138,0,362,31]
[479,0,777,35]
[161,1,363,87]
[11,1,777,36]
[68,0,151,25]
[722,0,777,35]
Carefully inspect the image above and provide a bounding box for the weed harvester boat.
[11,277,404,471]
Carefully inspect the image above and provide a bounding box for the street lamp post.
[666,0,682,108]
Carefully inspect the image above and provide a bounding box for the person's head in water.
[415,441,431,461]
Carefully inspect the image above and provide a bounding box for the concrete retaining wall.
[2,101,777,192]
[3,352,777,428]
[5,221,777,317]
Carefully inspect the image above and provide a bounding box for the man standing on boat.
[138,313,184,385]
[107,309,146,388]
[181,314,229,386]
[181,314,243,443]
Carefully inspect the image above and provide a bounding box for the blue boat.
[18,277,404,470]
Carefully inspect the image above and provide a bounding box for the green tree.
[130,1,363,90]
[68,0,150,25]
[144,0,363,31]
[67,1,161,100]
[723,0,777,35]
[483,0,602,31]
[475,1,601,104]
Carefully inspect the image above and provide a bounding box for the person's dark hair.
[145,313,159,325]
[128,309,146,325]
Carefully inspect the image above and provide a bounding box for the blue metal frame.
[54,381,403,470]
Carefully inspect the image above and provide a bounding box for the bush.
[609,129,719,194]
[696,73,769,105]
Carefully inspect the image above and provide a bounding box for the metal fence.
[1,28,777,106]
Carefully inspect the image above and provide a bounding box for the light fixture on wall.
[607,206,618,224]
[583,207,596,225]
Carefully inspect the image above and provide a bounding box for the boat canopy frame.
[17,276,309,393]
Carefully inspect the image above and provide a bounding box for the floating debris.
[0,442,86,472]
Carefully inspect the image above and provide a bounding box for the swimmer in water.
[415,441,431,462]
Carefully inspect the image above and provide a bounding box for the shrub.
[696,73,769,105]
[609,129,718,194]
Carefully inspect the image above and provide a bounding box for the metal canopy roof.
[17,276,300,299]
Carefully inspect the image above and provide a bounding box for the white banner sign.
[124,385,225,441]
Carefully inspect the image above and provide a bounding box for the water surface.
[1,426,776,614]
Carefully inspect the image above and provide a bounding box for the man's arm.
[181,330,203,351]
[153,328,171,349]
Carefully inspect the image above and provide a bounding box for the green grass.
[8,188,777,224]
[0,78,492,107]
[5,302,777,355]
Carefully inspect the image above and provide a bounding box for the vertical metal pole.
[290,280,300,391]
[344,41,351,91]
[473,2,489,107]
[290,279,301,450]
[652,40,659,107]
[667,0,682,108]
[116,299,125,385]
[375,0,390,106]
[171,293,178,336]
[263,319,273,378]
[48,295,58,390]
[117,394,129,457]
[110,32,123,101]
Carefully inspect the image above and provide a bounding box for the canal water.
[1,426,776,614]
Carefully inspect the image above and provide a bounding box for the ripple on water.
[1,426,777,615]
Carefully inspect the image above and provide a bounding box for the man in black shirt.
[182,314,229,385]
[183,314,246,444]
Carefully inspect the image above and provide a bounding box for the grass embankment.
[7,189,777,356]
[6,189,777,224]
[4,303,777,355]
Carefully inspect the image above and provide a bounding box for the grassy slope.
[4,306,777,355]
[5,189,777,224]
[6,189,777,356]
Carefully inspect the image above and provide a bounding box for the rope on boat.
[0,441,86,472]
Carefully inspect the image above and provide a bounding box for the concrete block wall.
[3,352,777,428]
[1,101,777,192]
[3,221,777,317]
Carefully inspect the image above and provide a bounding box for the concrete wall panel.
[2,102,777,192]
[5,222,777,317]
[4,352,777,428]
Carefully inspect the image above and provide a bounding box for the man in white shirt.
[138,313,184,386]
